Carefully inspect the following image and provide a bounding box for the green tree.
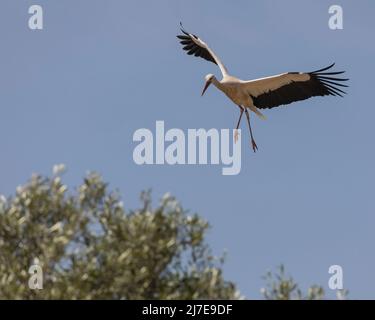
[0,168,238,299]
[0,167,345,300]
[261,265,324,300]
[260,265,348,300]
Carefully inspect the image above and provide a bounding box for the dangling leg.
[234,106,244,143]
[245,108,258,152]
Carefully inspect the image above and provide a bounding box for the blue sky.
[1,0,374,299]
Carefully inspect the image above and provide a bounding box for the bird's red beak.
[201,81,211,96]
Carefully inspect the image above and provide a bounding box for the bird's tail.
[252,107,267,120]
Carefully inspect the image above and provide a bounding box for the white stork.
[177,23,349,152]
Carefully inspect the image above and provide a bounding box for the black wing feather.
[252,63,349,109]
[177,24,217,65]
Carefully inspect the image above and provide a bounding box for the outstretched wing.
[241,63,349,109]
[177,23,228,77]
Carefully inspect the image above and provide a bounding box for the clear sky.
[1,0,374,299]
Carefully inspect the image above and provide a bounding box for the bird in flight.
[177,23,349,152]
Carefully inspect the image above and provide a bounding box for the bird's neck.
[211,77,223,91]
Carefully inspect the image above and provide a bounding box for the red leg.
[234,106,244,143]
[245,109,258,152]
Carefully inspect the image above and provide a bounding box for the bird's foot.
[234,129,239,143]
[251,139,258,153]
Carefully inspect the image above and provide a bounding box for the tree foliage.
[260,265,325,300]
[0,167,344,300]
[0,168,238,299]
[260,265,348,300]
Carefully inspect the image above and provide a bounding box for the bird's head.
[201,74,215,96]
